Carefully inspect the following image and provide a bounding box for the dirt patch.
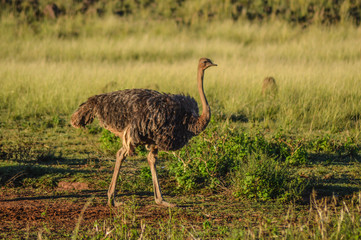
[0,189,110,237]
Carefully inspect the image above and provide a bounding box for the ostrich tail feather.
[71,100,96,128]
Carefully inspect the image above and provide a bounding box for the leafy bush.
[231,154,308,202]
[267,132,309,165]
[168,122,308,192]
[309,135,334,153]
[168,124,251,191]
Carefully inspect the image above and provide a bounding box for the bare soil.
[0,186,289,238]
[0,188,110,237]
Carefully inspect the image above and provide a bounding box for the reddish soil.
[0,189,111,237]
[0,187,206,238]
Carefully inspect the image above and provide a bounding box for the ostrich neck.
[198,68,210,118]
[191,68,211,135]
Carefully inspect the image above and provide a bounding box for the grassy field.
[1,14,361,239]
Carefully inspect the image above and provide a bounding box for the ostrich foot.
[156,200,177,208]
[108,198,124,207]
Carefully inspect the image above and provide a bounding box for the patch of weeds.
[139,167,152,185]
[203,220,212,230]
[135,145,148,156]
[0,138,35,161]
[309,135,359,159]
[87,125,102,134]
[0,163,67,188]
[105,198,141,238]
[121,166,161,193]
[99,129,120,154]
[43,115,66,129]
[66,172,92,183]
[23,173,62,188]
[228,192,361,239]
[0,136,62,163]
[267,132,309,165]
[217,226,229,236]
[338,137,359,158]
[309,135,334,153]
[231,154,308,202]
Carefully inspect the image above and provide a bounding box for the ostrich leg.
[108,147,127,207]
[147,146,176,207]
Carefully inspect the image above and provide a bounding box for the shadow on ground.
[0,157,111,187]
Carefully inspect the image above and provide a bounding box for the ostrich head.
[198,58,217,70]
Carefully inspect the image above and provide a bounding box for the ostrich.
[71,58,217,207]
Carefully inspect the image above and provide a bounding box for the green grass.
[1,17,361,132]
[1,15,361,238]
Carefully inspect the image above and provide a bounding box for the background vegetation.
[1,0,361,238]
[1,0,361,26]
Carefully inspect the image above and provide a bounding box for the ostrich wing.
[132,92,199,151]
[94,89,199,151]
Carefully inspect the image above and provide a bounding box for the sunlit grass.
[1,16,361,134]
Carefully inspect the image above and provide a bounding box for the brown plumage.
[71,58,217,207]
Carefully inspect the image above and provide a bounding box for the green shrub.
[99,123,310,200]
[268,132,309,165]
[168,124,252,191]
[309,135,334,153]
[168,123,309,198]
[231,155,308,202]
